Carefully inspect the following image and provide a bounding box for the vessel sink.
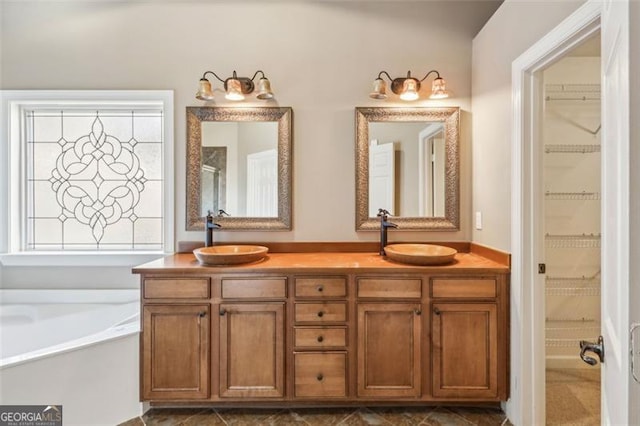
[384,243,457,266]
[193,245,269,265]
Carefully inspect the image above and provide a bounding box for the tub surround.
[133,243,509,406]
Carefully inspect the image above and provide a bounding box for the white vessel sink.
[193,245,269,266]
[384,243,457,266]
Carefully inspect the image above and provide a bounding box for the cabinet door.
[431,303,498,399]
[357,303,422,398]
[219,303,285,398]
[142,304,210,400]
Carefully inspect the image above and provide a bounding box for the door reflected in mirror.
[201,121,278,218]
[186,107,292,231]
[355,107,460,231]
[368,122,445,218]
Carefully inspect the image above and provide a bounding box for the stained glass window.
[24,108,164,251]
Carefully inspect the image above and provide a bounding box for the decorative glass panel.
[24,108,164,251]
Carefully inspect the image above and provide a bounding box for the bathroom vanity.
[133,242,509,406]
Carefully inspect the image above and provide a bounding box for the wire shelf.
[545,144,601,153]
[545,338,599,348]
[545,84,601,101]
[546,286,600,296]
[545,233,601,248]
[546,273,600,287]
[545,191,600,200]
[546,84,601,93]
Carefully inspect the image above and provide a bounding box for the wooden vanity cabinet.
[219,277,287,399]
[136,252,510,405]
[356,278,423,398]
[293,276,348,399]
[429,277,508,400]
[219,302,285,398]
[141,278,211,400]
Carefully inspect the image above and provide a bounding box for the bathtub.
[0,289,142,426]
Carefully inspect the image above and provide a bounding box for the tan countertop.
[133,250,509,275]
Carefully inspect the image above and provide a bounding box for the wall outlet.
[475,211,483,230]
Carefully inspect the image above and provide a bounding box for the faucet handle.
[377,208,391,218]
[217,209,230,217]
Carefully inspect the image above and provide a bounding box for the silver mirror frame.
[186,106,292,231]
[355,107,460,231]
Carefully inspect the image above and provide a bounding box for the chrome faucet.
[205,210,222,247]
[377,208,398,256]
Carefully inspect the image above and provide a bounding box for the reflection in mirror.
[356,107,459,231]
[187,107,292,231]
[201,122,278,217]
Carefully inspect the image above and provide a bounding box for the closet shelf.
[546,287,600,296]
[545,338,600,348]
[545,191,600,200]
[545,83,601,101]
[545,233,601,248]
[545,269,600,297]
[545,144,601,154]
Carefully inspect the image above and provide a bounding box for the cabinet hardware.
[198,311,207,318]
[219,309,227,316]
[317,335,324,343]
[317,311,324,318]
[433,307,441,315]
[317,285,324,292]
[316,373,324,381]
[414,309,422,315]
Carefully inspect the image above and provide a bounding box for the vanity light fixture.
[196,70,274,101]
[369,70,449,101]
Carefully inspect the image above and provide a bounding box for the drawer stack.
[292,277,348,398]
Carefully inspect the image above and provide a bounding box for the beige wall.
[471,0,585,251]
[0,1,497,247]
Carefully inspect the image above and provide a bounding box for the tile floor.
[119,406,513,426]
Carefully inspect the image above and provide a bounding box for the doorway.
[510,1,638,424]
[541,32,601,425]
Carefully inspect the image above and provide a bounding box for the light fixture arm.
[376,71,393,82]
[250,70,267,81]
[201,71,226,84]
[418,70,441,82]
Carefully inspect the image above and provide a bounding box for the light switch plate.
[475,211,483,230]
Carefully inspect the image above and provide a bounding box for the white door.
[369,142,395,217]
[246,149,277,217]
[600,0,632,423]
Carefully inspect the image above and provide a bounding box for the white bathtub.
[0,289,142,426]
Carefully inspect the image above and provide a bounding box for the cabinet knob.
[433,307,441,315]
[198,311,207,318]
[317,311,324,318]
[316,373,324,381]
[317,335,324,343]
[317,285,324,292]
[219,309,227,316]
[414,309,422,316]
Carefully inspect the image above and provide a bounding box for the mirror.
[355,107,460,231]
[186,107,292,230]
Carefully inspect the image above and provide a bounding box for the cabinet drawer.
[295,277,347,298]
[294,352,347,398]
[357,278,421,299]
[431,278,497,298]
[221,278,286,299]
[294,327,347,348]
[143,278,210,299]
[295,302,347,323]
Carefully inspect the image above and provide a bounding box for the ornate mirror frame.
[186,107,292,231]
[355,107,460,231]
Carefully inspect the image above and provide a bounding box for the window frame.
[0,90,174,266]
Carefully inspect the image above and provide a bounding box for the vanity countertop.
[133,248,509,275]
